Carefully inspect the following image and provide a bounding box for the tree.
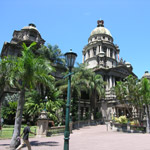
[0,56,16,127]
[71,63,92,121]
[1,42,55,150]
[2,93,19,124]
[140,78,150,133]
[36,44,65,65]
[24,88,64,124]
[88,73,105,119]
[113,76,137,118]
[58,63,105,121]
[113,75,150,133]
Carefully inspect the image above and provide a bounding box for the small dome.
[125,62,131,65]
[90,20,112,37]
[142,71,150,79]
[22,23,38,32]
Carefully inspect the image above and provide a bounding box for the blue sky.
[0,0,150,78]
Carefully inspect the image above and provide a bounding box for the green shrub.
[113,116,128,124]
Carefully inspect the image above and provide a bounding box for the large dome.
[91,26,112,37]
[90,20,112,37]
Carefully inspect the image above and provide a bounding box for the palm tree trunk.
[146,105,150,133]
[10,88,25,150]
[0,90,4,130]
[78,97,81,129]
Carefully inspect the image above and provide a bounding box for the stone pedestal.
[36,111,49,137]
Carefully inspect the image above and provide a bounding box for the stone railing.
[47,126,65,136]
[72,119,103,129]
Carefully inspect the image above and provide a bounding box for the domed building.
[142,71,150,80]
[82,20,136,120]
[1,23,45,57]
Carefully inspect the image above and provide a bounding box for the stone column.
[106,48,108,57]
[107,48,109,57]
[36,111,49,137]
[113,76,115,87]
[113,50,115,59]
[100,45,102,53]
[97,45,99,54]
[109,76,113,89]
[82,53,85,63]
[106,76,109,90]
[90,49,93,57]
[86,50,88,60]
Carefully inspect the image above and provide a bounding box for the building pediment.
[110,65,136,78]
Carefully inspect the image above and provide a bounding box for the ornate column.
[97,45,99,54]
[113,50,115,59]
[90,49,93,57]
[109,76,112,89]
[106,76,109,90]
[36,111,49,137]
[82,53,85,63]
[86,50,88,60]
[100,45,102,53]
[113,76,115,87]
[107,48,109,57]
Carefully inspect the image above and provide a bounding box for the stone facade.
[1,23,45,57]
[82,20,136,120]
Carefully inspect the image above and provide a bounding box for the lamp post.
[43,96,48,111]
[64,49,77,150]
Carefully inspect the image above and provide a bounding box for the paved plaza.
[1,125,150,150]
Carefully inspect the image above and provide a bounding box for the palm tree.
[88,73,105,120]
[71,63,93,122]
[114,75,145,120]
[58,63,105,121]
[0,56,16,128]
[36,44,65,65]
[140,78,150,133]
[1,42,55,149]
[114,78,133,117]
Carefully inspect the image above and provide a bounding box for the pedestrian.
[16,122,36,150]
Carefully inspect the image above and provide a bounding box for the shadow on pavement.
[0,144,9,146]
[30,141,59,147]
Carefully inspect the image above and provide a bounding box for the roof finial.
[97,20,104,27]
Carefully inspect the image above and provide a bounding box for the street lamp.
[43,96,48,111]
[64,49,77,150]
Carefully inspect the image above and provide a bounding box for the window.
[93,47,96,56]
[84,54,86,61]
[103,46,107,56]
[103,36,105,39]
[115,51,117,60]
[110,49,113,58]
[29,32,36,41]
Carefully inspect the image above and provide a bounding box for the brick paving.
[1,125,150,150]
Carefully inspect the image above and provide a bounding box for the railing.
[46,119,103,136]
[72,119,103,129]
[47,126,65,136]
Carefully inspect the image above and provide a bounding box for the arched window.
[103,46,107,56]
[93,47,96,56]
[110,49,113,58]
